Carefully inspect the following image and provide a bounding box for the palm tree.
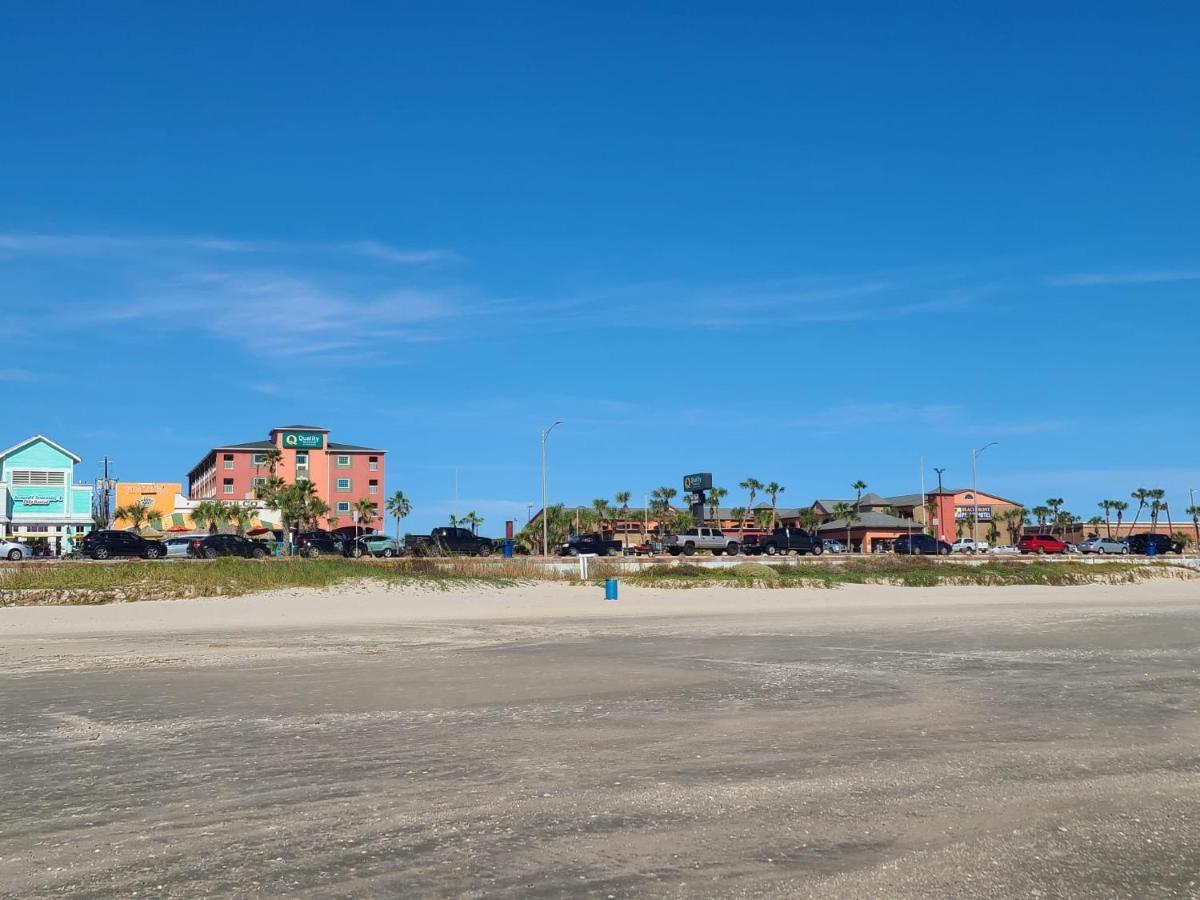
[795,508,820,534]
[262,448,283,476]
[729,507,746,532]
[591,499,611,534]
[650,487,677,536]
[448,513,460,528]
[1163,500,1174,538]
[115,503,152,531]
[1002,507,1027,544]
[1032,505,1050,530]
[1098,500,1113,537]
[707,487,728,527]
[832,502,858,552]
[1186,504,1200,549]
[1128,488,1150,537]
[306,497,330,531]
[462,511,484,535]
[386,490,412,541]
[1147,488,1165,531]
[754,508,773,532]
[191,500,229,535]
[738,477,763,534]
[229,501,256,537]
[1109,500,1127,537]
[764,482,785,529]
[851,480,867,512]
[1046,498,1064,536]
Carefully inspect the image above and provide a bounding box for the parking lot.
[2,580,1200,898]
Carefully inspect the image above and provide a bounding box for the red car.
[1018,534,1068,555]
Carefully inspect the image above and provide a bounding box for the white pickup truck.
[951,538,989,554]
[665,527,741,556]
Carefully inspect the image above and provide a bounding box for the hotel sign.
[683,472,713,492]
[11,486,65,513]
[955,505,992,521]
[281,431,324,450]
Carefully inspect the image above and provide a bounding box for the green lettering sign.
[281,431,325,450]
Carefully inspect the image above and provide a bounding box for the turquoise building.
[0,434,95,547]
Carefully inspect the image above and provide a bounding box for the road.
[2,582,1199,897]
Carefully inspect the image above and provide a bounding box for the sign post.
[683,473,713,526]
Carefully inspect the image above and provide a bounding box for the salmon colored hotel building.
[187,425,386,532]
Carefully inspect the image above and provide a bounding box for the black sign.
[683,472,712,492]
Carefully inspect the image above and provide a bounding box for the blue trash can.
[503,539,514,559]
[1146,540,1157,557]
[604,578,618,601]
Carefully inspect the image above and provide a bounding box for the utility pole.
[971,444,997,545]
[540,421,562,556]
[932,467,945,541]
[95,456,116,529]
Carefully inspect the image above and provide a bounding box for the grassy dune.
[0,556,1194,606]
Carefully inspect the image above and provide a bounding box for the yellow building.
[113,482,182,526]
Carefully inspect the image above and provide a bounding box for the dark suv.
[80,530,168,560]
[751,527,824,556]
[188,534,269,559]
[295,531,346,557]
[892,534,952,555]
[1126,533,1184,555]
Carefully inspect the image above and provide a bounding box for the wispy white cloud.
[81,270,466,358]
[0,232,456,265]
[1045,269,1200,287]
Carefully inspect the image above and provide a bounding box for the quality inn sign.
[281,431,324,449]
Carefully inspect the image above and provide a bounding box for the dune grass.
[0,557,556,607]
[619,558,1196,589]
[0,555,1193,607]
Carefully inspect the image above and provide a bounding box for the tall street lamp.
[971,443,998,544]
[541,421,562,556]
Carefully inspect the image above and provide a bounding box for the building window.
[336,455,350,468]
[252,477,266,488]
[368,456,378,471]
[223,478,234,495]
[295,452,308,465]
[337,478,351,491]
[369,479,378,495]
[223,454,234,470]
[252,453,266,465]
[336,501,350,513]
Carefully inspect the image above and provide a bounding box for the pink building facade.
[187,425,386,532]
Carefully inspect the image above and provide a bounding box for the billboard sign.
[955,505,992,521]
[683,472,713,492]
[281,431,324,450]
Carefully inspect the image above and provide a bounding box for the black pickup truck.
[743,527,824,556]
[558,532,624,557]
[405,527,494,557]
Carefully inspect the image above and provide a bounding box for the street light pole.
[932,467,946,541]
[540,420,562,556]
[971,443,998,545]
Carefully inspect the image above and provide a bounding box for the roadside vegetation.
[0,556,1194,607]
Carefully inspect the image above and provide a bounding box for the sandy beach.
[3,579,1199,897]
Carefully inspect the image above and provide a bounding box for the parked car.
[1018,534,1068,555]
[664,527,740,556]
[295,530,346,557]
[1077,536,1128,555]
[951,538,989,554]
[164,536,199,558]
[79,530,168,560]
[0,539,30,561]
[990,545,1019,555]
[405,527,494,557]
[822,539,846,553]
[559,533,623,556]
[748,527,824,556]
[892,534,952,555]
[360,534,400,558]
[188,534,269,559]
[1125,533,1185,555]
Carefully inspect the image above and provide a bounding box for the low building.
[0,434,95,550]
[187,425,386,532]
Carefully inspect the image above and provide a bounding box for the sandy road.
[2,580,1199,898]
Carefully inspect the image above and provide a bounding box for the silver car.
[664,527,741,556]
[1078,536,1128,555]
[164,536,199,559]
[361,534,400,558]
[0,539,30,561]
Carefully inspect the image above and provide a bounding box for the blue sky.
[3,2,1198,533]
